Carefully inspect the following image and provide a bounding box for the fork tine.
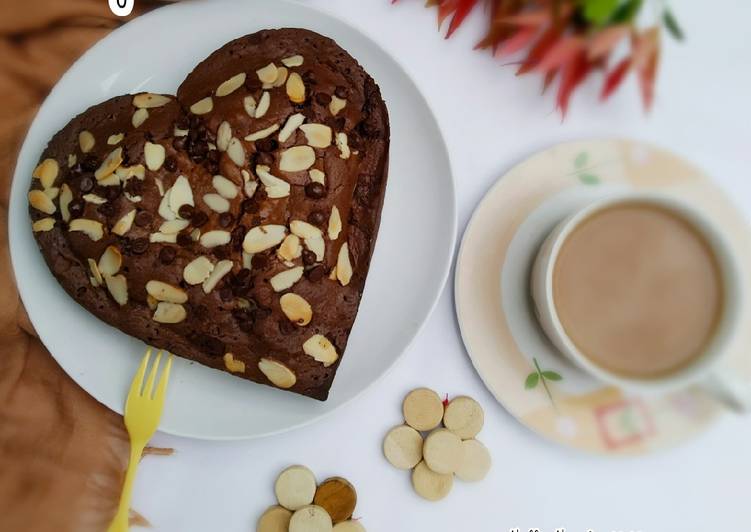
[128,348,152,399]
[143,350,163,398]
[153,354,173,404]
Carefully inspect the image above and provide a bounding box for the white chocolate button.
[383,425,423,470]
[402,388,443,431]
[333,520,366,531]
[423,428,463,475]
[411,460,453,501]
[257,505,292,532]
[455,439,491,482]
[289,505,333,532]
[275,465,317,511]
[443,396,484,439]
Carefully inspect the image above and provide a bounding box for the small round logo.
[109,0,134,16]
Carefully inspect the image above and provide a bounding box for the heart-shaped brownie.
[27,28,389,400]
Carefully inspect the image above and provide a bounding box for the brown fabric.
[0,2,159,531]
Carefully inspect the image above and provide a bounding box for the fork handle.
[107,441,145,532]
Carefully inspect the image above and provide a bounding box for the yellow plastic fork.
[108,348,173,532]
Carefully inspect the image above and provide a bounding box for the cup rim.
[539,191,743,392]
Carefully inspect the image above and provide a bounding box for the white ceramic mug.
[531,192,751,411]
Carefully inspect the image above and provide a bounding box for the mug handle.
[702,371,751,412]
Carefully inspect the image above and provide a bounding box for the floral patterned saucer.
[455,139,751,455]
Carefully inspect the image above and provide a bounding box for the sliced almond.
[309,169,325,185]
[159,189,175,221]
[107,133,124,145]
[146,280,188,304]
[302,334,338,367]
[277,114,304,144]
[67,154,77,168]
[223,353,245,373]
[304,236,324,263]
[132,108,149,128]
[290,220,322,240]
[328,206,342,240]
[98,174,120,187]
[190,228,201,242]
[423,428,463,475]
[149,232,177,244]
[412,461,453,502]
[256,63,278,84]
[174,127,188,137]
[226,137,245,167]
[98,245,122,276]
[88,258,103,286]
[276,466,317,510]
[266,66,288,89]
[94,147,123,181]
[329,95,347,116]
[44,187,60,200]
[104,274,128,306]
[133,92,171,109]
[78,130,95,153]
[281,55,304,68]
[203,193,230,213]
[183,256,214,285]
[125,192,143,203]
[300,124,332,148]
[59,184,73,222]
[243,95,257,117]
[212,175,238,199]
[279,146,315,172]
[258,358,296,389]
[335,133,350,160]
[146,294,158,310]
[112,209,136,236]
[244,180,258,198]
[69,219,104,241]
[153,302,186,324]
[403,388,443,431]
[144,142,166,171]
[278,234,302,261]
[83,193,107,205]
[216,73,246,97]
[116,164,146,181]
[383,425,423,470]
[242,251,253,269]
[241,169,251,183]
[328,266,338,280]
[200,230,231,248]
[190,96,213,115]
[202,259,232,293]
[159,219,190,234]
[32,218,55,232]
[243,225,287,253]
[256,165,290,198]
[216,121,232,152]
[33,158,59,189]
[255,91,271,118]
[285,72,306,104]
[245,124,279,141]
[169,175,195,214]
[280,293,312,326]
[270,266,304,292]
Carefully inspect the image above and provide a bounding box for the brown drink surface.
[553,202,723,378]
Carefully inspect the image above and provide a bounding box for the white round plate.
[8,0,456,439]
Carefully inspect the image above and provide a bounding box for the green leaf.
[525,372,540,389]
[574,152,588,169]
[663,9,684,41]
[611,0,643,23]
[580,0,620,26]
[579,173,600,184]
[542,370,563,381]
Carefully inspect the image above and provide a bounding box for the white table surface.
[135,1,751,530]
